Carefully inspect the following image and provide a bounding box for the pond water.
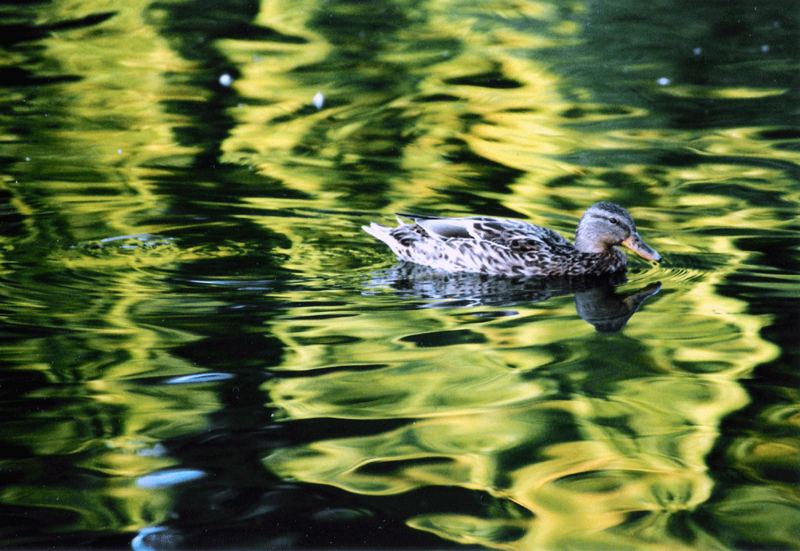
[1,1,799,549]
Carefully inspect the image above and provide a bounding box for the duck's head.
[575,202,661,262]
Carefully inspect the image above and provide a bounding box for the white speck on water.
[218,73,233,87]
[24,156,31,161]
[692,47,702,56]
[312,91,325,110]
[138,443,167,457]
[657,77,671,86]
[117,148,123,155]
[760,44,770,53]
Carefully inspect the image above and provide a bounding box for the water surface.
[1,1,798,549]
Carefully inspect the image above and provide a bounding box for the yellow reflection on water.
[2,0,797,547]
[1,0,218,535]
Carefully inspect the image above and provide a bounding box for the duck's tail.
[362,222,405,259]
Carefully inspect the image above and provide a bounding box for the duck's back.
[411,216,570,247]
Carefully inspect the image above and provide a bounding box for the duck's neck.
[574,232,627,275]
[574,231,609,254]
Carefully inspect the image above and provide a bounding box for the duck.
[362,201,661,277]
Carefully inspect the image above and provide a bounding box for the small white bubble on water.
[692,47,702,56]
[312,90,325,109]
[218,73,233,87]
[760,44,770,53]
[657,77,671,86]
[24,156,31,161]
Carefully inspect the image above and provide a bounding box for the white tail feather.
[362,223,404,258]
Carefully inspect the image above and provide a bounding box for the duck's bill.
[622,233,661,263]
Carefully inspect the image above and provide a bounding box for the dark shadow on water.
[367,263,661,333]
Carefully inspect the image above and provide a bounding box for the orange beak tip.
[622,235,661,264]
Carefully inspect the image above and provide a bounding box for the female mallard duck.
[363,201,661,277]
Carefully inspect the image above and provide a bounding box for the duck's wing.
[409,217,478,240]
[471,217,571,247]
[410,215,570,248]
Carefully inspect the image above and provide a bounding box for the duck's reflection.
[574,280,661,332]
[367,263,661,332]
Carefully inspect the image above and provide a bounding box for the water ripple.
[165,372,234,385]
[136,468,206,489]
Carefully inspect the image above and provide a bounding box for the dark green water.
[1,1,799,549]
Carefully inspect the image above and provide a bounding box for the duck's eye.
[609,217,620,225]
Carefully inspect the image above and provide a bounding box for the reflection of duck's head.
[575,281,662,333]
[576,202,661,263]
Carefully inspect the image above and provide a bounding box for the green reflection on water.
[0,0,798,548]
